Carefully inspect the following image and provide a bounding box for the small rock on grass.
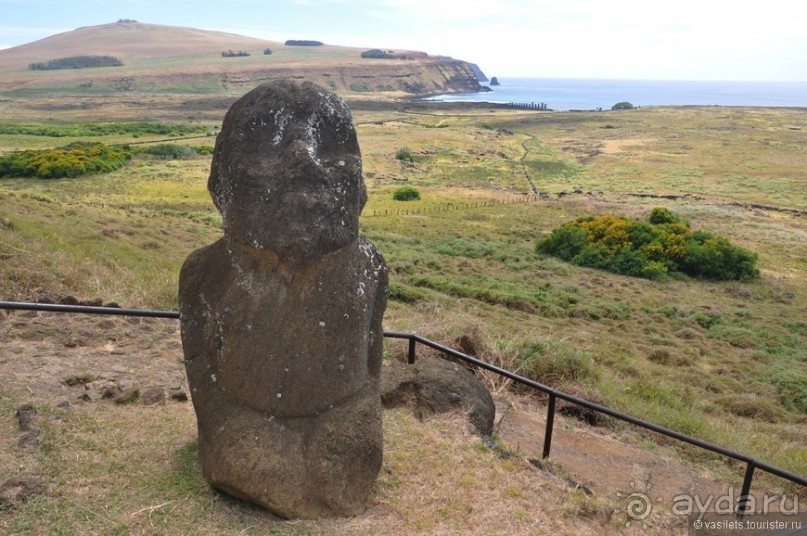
[0,476,48,506]
[140,386,166,405]
[18,429,41,449]
[169,388,188,402]
[15,404,37,431]
[114,388,140,405]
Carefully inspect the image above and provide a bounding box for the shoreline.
[421,77,807,111]
[2,92,805,124]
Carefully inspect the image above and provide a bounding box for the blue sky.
[1,0,805,81]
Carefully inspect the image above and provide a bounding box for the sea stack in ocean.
[178,80,388,519]
[490,76,500,86]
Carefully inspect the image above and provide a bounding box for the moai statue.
[179,80,388,519]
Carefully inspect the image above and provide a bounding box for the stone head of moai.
[208,79,367,262]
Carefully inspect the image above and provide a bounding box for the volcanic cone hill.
[0,21,486,96]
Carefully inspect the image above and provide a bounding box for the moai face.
[208,80,367,263]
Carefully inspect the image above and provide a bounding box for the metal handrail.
[0,301,179,318]
[2,300,805,515]
[384,331,806,517]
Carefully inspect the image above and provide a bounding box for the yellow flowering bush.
[537,208,759,281]
[0,142,130,179]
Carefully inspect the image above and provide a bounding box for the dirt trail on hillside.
[0,308,796,523]
[494,396,729,507]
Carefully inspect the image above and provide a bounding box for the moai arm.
[179,241,310,516]
[362,239,388,381]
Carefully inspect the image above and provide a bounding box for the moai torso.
[182,237,386,417]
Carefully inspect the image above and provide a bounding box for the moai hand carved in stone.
[179,80,388,519]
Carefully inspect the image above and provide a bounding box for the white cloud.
[341,0,807,80]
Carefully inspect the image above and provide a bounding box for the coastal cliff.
[0,22,488,96]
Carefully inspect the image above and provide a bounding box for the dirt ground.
[494,395,728,506]
[0,307,186,406]
[0,306,800,524]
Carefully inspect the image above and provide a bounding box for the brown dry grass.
[1,397,655,535]
[0,22,288,69]
[599,138,654,155]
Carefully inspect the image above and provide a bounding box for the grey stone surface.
[381,357,496,436]
[208,79,367,265]
[140,386,166,405]
[0,476,47,506]
[180,80,387,519]
[15,403,37,431]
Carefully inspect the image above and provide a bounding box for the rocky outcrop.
[381,357,495,436]
[467,62,488,82]
[179,80,388,519]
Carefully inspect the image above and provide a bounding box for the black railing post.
[737,462,756,518]
[407,337,417,364]
[543,393,556,458]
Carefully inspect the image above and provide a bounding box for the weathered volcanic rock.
[0,476,47,506]
[180,80,387,519]
[15,403,37,431]
[381,357,495,436]
[207,79,367,264]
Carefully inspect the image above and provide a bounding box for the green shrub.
[393,186,421,201]
[536,225,587,261]
[285,40,323,46]
[536,209,759,281]
[648,207,679,224]
[715,394,785,422]
[515,340,599,388]
[361,49,388,59]
[395,147,414,162]
[0,122,207,138]
[387,282,425,303]
[29,55,123,70]
[641,260,669,280]
[360,49,418,60]
[189,145,214,155]
[680,234,759,280]
[692,311,722,329]
[611,101,634,110]
[708,323,758,348]
[766,368,807,414]
[135,144,197,159]
[0,142,130,179]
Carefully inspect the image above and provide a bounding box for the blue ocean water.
[428,78,807,111]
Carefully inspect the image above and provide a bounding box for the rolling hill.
[0,21,487,96]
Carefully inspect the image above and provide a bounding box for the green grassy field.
[1,102,805,513]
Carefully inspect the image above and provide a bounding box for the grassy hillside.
[0,22,284,69]
[0,102,805,532]
[0,22,483,96]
